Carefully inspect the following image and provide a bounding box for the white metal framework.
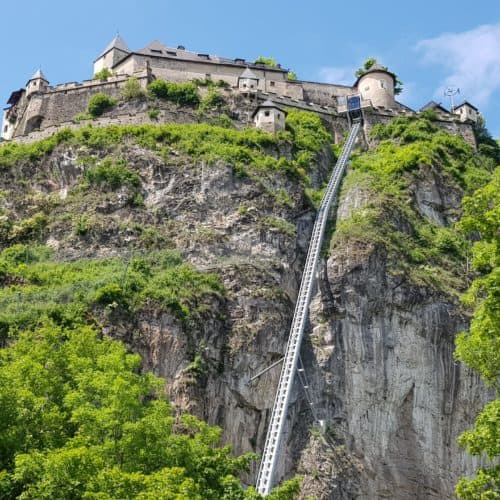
[256,122,361,495]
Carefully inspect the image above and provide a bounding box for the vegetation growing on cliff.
[0,245,223,338]
[121,76,147,100]
[87,93,117,117]
[147,79,200,106]
[0,110,331,188]
[332,114,493,295]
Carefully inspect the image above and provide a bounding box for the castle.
[1,35,480,144]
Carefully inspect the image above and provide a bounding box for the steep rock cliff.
[0,113,493,498]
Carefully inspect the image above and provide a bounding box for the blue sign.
[347,95,361,111]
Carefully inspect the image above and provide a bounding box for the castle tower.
[93,35,130,75]
[238,67,259,93]
[26,69,49,97]
[252,100,287,133]
[355,63,395,109]
[453,101,479,123]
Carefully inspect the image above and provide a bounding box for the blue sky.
[2,0,500,136]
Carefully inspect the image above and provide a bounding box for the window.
[250,84,254,88]
[379,80,386,89]
[270,81,275,87]
[3,125,7,132]
[243,83,247,88]
[277,113,281,119]
[150,49,162,54]
[264,111,270,117]
[166,51,177,56]
[364,86,370,91]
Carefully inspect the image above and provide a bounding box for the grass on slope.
[0,244,224,340]
[331,113,495,295]
[0,110,332,186]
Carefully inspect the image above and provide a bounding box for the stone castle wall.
[301,81,354,107]
[13,73,150,137]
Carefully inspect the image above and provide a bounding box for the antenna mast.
[444,86,460,113]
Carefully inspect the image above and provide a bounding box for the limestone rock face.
[117,146,488,499]
[1,139,490,499]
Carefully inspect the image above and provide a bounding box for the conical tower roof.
[29,69,48,82]
[239,67,259,80]
[96,35,130,59]
[252,99,287,118]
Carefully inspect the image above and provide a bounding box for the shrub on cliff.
[87,93,117,117]
[198,88,226,114]
[121,76,146,100]
[147,79,200,106]
[84,158,141,190]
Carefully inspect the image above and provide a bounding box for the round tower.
[26,69,49,97]
[354,64,395,109]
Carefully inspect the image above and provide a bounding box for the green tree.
[0,322,299,499]
[254,57,278,67]
[355,58,403,95]
[93,68,113,81]
[455,167,500,499]
[354,57,378,78]
[473,116,500,165]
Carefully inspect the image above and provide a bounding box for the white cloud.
[416,23,500,107]
[318,66,355,86]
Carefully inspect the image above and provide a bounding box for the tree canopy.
[455,167,499,499]
[0,321,299,499]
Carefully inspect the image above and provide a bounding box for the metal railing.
[256,121,361,495]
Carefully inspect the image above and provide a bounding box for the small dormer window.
[166,51,177,56]
[151,49,162,54]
